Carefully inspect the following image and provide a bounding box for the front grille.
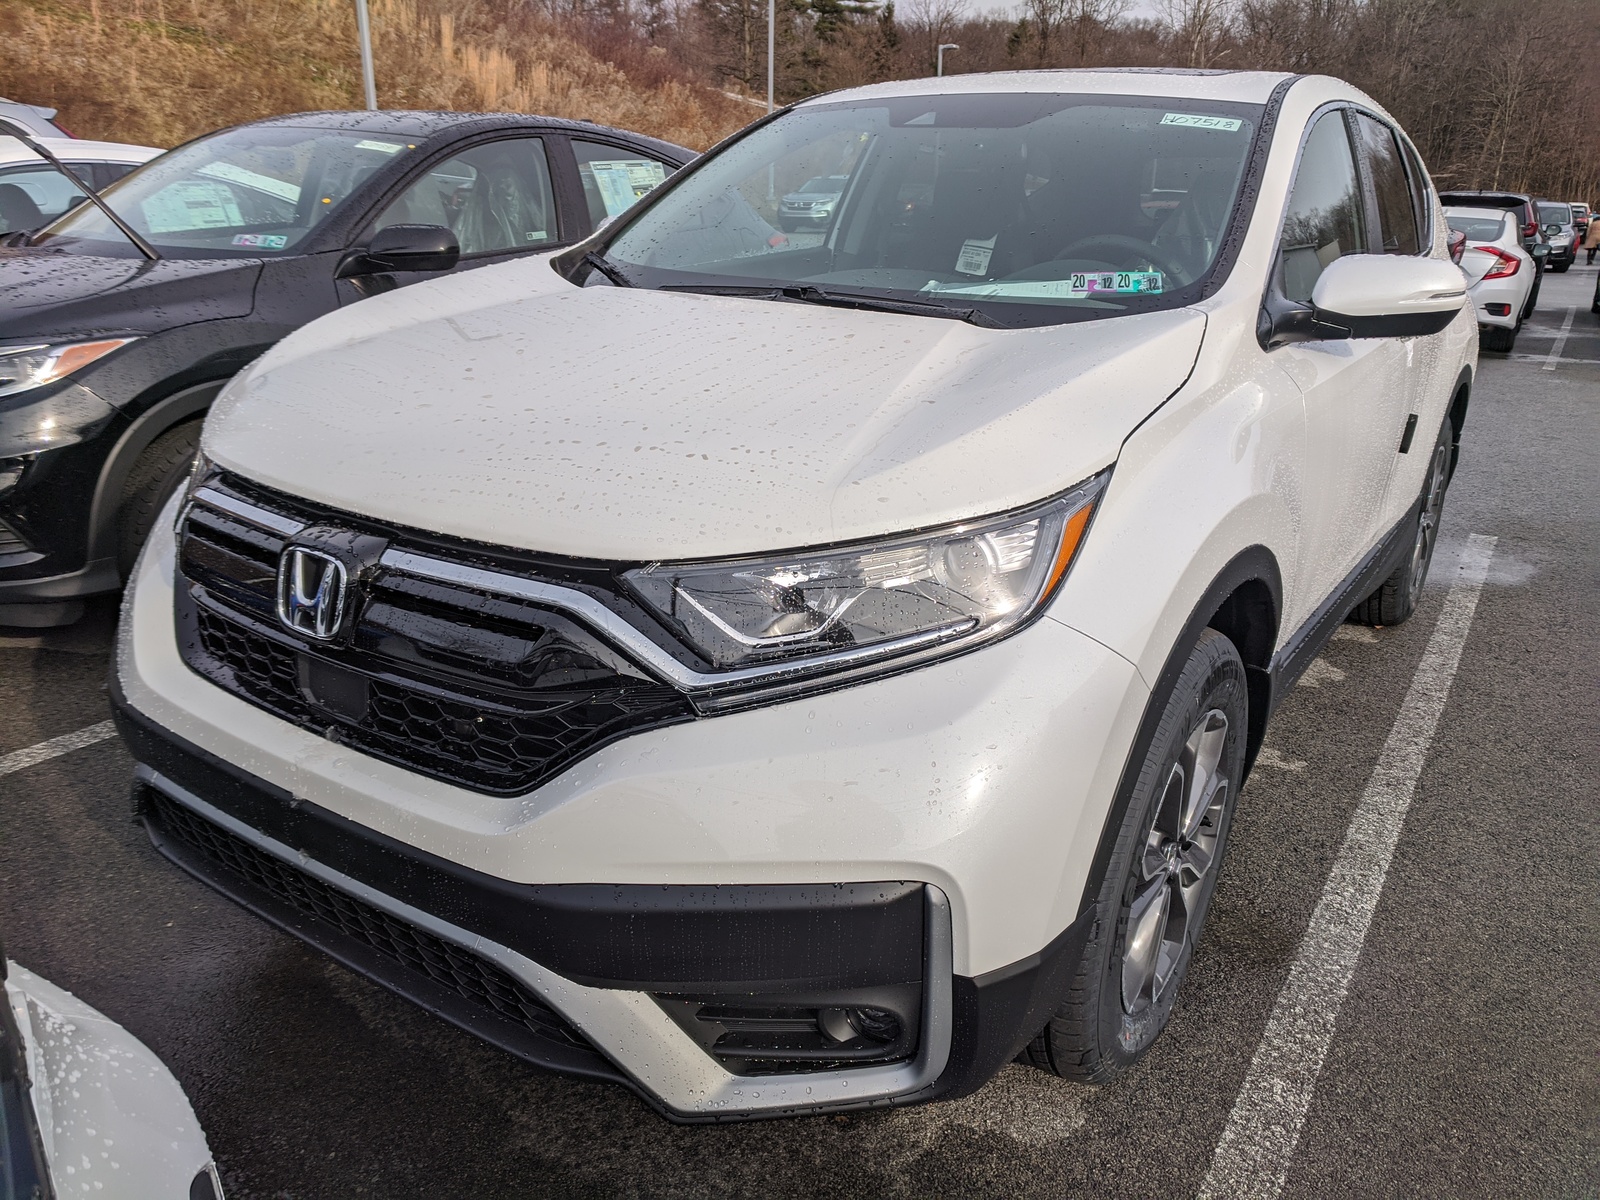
[147,788,589,1051]
[175,477,694,795]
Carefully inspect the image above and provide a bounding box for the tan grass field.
[0,0,758,150]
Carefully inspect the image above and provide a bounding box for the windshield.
[1447,214,1508,242]
[601,93,1261,327]
[1536,203,1570,224]
[32,126,417,257]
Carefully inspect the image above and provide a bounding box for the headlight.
[623,474,1106,678]
[0,338,139,399]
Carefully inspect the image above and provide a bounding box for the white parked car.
[0,135,161,234]
[3,959,223,1197]
[113,70,1475,1120]
[1445,205,1537,353]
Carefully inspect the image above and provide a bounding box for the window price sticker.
[1160,113,1243,132]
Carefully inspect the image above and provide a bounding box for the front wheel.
[1349,419,1451,627]
[1025,629,1247,1082]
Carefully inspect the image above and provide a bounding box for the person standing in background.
[1586,209,1600,264]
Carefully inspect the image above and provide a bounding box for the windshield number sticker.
[231,233,289,249]
[354,139,407,154]
[955,235,997,275]
[1160,113,1243,132]
[1069,271,1164,294]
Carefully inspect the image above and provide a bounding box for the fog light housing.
[1485,303,1511,316]
[656,984,920,1075]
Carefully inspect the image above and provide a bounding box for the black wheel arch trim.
[1076,545,1283,917]
[85,378,222,566]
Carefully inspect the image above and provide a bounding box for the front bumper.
[117,500,1145,1116]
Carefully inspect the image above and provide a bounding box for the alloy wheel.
[1408,440,1450,596]
[1120,709,1230,1016]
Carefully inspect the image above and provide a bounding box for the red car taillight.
[1478,246,1520,279]
[1520,221,1537,240]
[1448,229,1467,264]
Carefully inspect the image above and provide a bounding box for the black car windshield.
[601,93,1262,326]
[31,126,417,257]
[1447,214,1508,242]
[1536,202,1570,224]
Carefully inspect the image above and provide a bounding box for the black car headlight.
[0,338,139,399]
[623,474,1106,677]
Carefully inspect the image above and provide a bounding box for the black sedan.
[0,110,691,626]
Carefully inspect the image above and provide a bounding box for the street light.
[355,0,377,110]
[937,43,959,76]
[767,0,776,114]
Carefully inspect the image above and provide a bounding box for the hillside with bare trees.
[2,0,1594,196]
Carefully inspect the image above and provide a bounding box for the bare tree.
[1161,0,1233,67]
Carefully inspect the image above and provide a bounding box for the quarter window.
[1279,111,1367,302]
[573,140,672,229]
[1355,114,1421,255]
[375,138,556,256]
[0,163,89,232]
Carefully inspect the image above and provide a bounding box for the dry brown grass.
[0,0,757,150]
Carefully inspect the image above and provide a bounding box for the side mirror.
[336,223,460,278]
[1262,255,1466,348]
[1530,242,1551,261]
[1542,223,1562,235]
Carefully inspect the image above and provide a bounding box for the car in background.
[0,135,162,234]
[0,97,70,140]
[778,174,849,231]
[3,955,224,1197]
[0,110,689,628]
[1533,199,1576,271]
[1446,206,1536,352]
[1571,201,1589,238]
[1438,189,1541,251]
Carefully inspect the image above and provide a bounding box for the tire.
[1552,262,1569,274]
[115,418,202,577]
[1024,629,1247,1083]
[1522,276,1541,320]
[1479,324,1516,353]
[1348,418,1451,627]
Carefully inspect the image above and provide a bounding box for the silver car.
[778,174,849,231]
[1534,200,1576,271]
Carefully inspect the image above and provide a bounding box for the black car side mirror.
[337,224,460,278]
[1531,243,1551,261]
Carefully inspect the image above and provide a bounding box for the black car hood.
[0,250,260,341]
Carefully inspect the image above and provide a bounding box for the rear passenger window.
[1279,111,1366,302]
[1355,114,1421,256]
[573,140,672,229]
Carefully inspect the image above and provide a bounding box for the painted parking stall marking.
[0,721,118,779]
[1196,534,1498,1200]
[1541,306,1577,371]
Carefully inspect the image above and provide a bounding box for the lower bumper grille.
[144,786,593,1055]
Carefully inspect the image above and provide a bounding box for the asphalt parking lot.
[2,265,1597,1200]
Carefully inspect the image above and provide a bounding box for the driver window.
[375,138,556,256]
[1279,111,1366,302]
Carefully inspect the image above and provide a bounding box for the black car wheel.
[1025,629,1247,1082]
[116,418,202,577]
[1349,418,1451,627]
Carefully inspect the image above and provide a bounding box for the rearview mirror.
[1260,254,1466,348]
[336,223,460,278]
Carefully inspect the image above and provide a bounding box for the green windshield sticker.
[1160,113,1242,132]
[231,233,288,249]
[927,271,1163,300]
[1164,113,1248,132]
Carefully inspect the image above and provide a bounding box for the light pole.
[937,43,959,76]
[355,0,377,110]
[767,0,776,114]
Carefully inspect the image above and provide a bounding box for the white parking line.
[1542,307,1577,371]
[0,721,118,779]
[1196,534,1498,1200]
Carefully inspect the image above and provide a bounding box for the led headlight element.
[0,338,139,399]
[624,474,1106,675]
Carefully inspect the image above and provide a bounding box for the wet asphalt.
[1,266,1597,1199]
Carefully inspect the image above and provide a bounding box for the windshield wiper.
[581,251,633,288]
[661,282,1003,328]
[0,117,160,261]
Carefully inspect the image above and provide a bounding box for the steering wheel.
[1052,234,1190,284]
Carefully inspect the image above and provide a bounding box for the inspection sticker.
[1161,113,1243,132]
[231,233,289,249]
[1073,270,1164,294]
[955,235,997,275]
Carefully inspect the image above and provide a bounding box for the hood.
[207,258,1205,561]
[0,249,259,340]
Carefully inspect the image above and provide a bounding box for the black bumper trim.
[111,678,924,993]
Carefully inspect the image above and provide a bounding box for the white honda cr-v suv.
[114,70,1475,1120]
